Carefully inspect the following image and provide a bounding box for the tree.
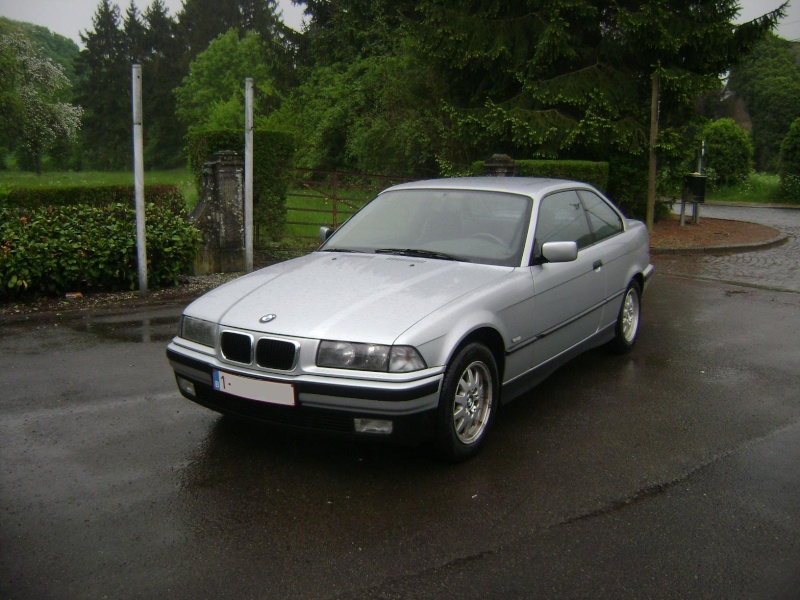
[0,17,80,86]
[0,32,26,150]
[266,43,448,175]
[123,0,148,64]
[412,0,659,159]
[296,0,413,67]
[407,0,785,224]
[174,29,278,130]
[141,0,186,168]
[178,0,244,55]
[74,0,130,169]
[178,0,292,58]
[272,0,448,175]
[729,33,800,171]
[607,1,786,227]
[74,0,297,170]
[0,33,82,173]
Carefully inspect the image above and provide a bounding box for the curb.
[651,233,789,255]
[703,201,800,210]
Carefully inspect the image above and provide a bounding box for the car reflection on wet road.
[1,274,799,599]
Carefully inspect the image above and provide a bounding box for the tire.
[608,279,642,354]
[434,343,498,462]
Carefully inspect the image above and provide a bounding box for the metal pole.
[244,78,254,273]
[132,64,147,296]
[694,140,705,225]
[332,172,338,228]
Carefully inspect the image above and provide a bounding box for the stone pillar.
[484,153,519,176]
[189,151,245,275]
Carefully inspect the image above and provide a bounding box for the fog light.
[177,376,196,398]
[354,418,393,435]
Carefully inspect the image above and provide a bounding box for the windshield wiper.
[374,248,468,262]
[322,247,358,253]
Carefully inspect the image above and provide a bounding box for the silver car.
[167,177,654,461]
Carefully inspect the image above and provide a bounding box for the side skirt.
[500,323,615,405]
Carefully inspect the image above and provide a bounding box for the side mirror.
[541,241,578,263]
[318,226,333,245]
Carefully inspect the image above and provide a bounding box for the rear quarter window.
[578,190,623,242]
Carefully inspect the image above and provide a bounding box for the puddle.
[71,313,180,343]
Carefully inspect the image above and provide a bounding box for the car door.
[530,190,606,366]
[577,189,627,329]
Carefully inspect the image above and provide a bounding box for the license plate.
[213,370,295,406]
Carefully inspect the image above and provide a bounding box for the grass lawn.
[0,169,199,207]
[704,173,788,204]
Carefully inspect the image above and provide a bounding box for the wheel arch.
[632,271,645,294]
[447,327,506,384]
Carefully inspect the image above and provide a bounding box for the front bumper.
[643,263,655,291]
[167,344,442,443]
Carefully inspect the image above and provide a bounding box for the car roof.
[385,177,598,199]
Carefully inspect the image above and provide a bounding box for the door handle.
[593,260,604,270]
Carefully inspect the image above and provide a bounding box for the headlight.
[180,315,217,347]
[317,341,426,373]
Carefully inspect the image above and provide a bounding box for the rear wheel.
[434,343,498,462]
[608,280,642,354]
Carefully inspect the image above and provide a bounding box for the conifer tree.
[141,0,186,167]
[123,0,148,64]
[729,32,800,171]
[75,0,130,169]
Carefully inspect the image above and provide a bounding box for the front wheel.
[434,343,498,462]
[608,280,642,354]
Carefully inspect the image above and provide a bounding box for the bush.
[779,118,800,177]
[516,160,609,192]
[185,129,296,241]
[471,159,609,191]
[0,185,186,214]
[607,155,649,218]
[703,119,753,186]
[777,118,800,201]
[0,203,199,298]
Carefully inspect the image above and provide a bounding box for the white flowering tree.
[0,33,82,174]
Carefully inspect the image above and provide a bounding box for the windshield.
[321,189,532,267]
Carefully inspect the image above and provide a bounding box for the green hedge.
[0,185,186,214]
[472,159,609,192]
[1,203,199,298]
[186,129,296,241]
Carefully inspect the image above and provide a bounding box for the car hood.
[185,252,512,344]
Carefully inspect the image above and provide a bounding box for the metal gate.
[283,169,412,243]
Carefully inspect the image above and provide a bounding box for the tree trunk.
[646,69,660,232]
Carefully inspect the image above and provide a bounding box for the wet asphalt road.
[2,208,799,599]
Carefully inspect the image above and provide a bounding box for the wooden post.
[244,78,254,273]
[646,69,660,233]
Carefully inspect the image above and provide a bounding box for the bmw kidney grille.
[221,331,296,370]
